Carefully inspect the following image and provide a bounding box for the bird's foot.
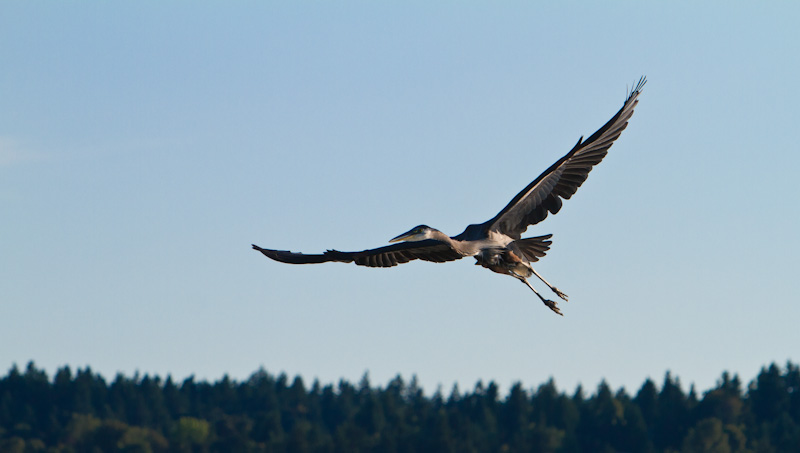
[543,299,563,316]
[553,288,568,302]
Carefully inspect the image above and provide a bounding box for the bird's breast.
[474,247,533,278]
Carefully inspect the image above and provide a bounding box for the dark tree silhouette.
[3,361,800,452]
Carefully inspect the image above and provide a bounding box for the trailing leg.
[510,271,563,316]
[531,268,568,301]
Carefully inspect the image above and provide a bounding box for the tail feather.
[513,234,552,262]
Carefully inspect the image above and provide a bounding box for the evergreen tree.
[655,371,690,451]
[635,378,659,440]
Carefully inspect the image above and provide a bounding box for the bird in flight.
[253,77,646,315]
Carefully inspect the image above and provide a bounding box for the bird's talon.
[554,289,568,302]
[543,299,563,316]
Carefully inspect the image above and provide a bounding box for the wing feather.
[484,76,645,239]
[252,240,464,268]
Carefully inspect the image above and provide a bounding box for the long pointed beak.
[388,232,413,243]
[389,229,420,243]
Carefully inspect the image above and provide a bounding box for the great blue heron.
[253,77,646,315]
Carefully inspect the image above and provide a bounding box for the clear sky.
[2,2,799,397]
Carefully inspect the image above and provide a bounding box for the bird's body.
[253,77,646,315]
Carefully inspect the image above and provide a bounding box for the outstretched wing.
[485,76,646,239]
[252,240,464,268]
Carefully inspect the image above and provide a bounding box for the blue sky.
[2,2,799,396]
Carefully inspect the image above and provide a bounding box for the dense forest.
[1,362,800,452]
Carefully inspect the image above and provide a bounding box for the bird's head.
[389,225,435,243]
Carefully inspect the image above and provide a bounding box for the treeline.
[1,362,800,452]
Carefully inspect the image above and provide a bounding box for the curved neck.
[428,229,464,252]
